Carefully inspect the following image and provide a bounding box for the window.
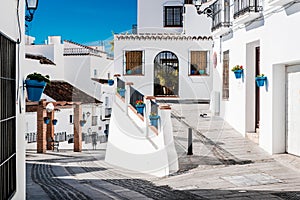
[189,51,209,76]
[0,33,17,200]
[164,6,183,27]
[222,50,229,100]
[92,116,98,126]
[124,51,144,75]
[69,115,73,124]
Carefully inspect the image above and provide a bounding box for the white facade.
[211,0,300,154]
[0,0,26,199]
[115,0,214,100]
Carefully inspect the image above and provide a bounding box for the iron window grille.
[0,33,17,200]
[233,0,263,19]
[211,0,232,32]
[164,6,183,27]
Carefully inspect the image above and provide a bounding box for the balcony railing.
[233,0,263,19]
[211,0,232,32]
[64,48,103,57]
[129,86,144,116]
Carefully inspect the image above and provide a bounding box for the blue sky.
[27,0,137,45]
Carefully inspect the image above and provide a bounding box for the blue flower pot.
[199,69,205,75]
[44,117,50,124]
[52,119,58,125]
[25,80,47,101]
[256,77,266,87]
[118,88,126,97]
[234,70,243,79]
[149,115,160,127]
[136,104,145,115]
[80,120,86,127]
[108,79,114,86]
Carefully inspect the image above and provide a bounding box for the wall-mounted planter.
[52,119,58,125]
[44,117,50,124]
[108,79,114,86]
[256,76,266,87]
[80,120,86,127]
[149,115,160,127]
[233,70,243,79]
[136,104,145,115]
[118,88,126,97]
[25,80,47,101]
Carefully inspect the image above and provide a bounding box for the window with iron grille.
[0,33,17,200]
[164,6,183,27]
[222,50,229,100]
[211,0,231,32]
[189,51,210,76]
[233,0,262,19]
[124,51,144,75]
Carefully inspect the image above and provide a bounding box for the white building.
[210,0,300,155]
[0,0,26,199]
[24,36,114,144]
[113,0,214,100]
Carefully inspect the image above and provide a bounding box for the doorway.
[154,51,179,96]
[255,47,260,130]
[286,65,300,156]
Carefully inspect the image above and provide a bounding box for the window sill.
[123,74,144,76]
[189,74,209,77]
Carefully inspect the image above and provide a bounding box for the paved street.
[26,104,300,199]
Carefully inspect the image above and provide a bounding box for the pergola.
[26,100,83,153]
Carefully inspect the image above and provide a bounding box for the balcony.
[233,0,263,25]
[211,0,232,37]
[269,0,294,6]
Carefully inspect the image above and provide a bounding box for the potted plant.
[108,79,114,86]
[256,74,266,87]
[117,87,126,97]
[44,117,50,124]
[135,100,145,115]
[231,65,243,79]
[80,120,86,127]
[149,112,160,127]
[25,72,50,101]
[52,119,58,125]
[199,69,205,75]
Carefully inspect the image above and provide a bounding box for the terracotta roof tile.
[25,53,56,65]
[44,81,101,104]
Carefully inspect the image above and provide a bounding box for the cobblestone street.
[26,104,300,199]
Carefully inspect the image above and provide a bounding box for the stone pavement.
[26,103,300,199]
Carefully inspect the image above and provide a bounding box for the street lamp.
[25,0,39,22]
[193,0,213,17]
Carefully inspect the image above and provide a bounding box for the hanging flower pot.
[44,117,50,124]
[25,72,50,101]
[117,88,126,97]
[149,113,160,128]
[231,65,244,79]
[80,120,86,127]
[135,100,145,115]
[108,79,114,86]
[52,119,58,125]
[256,75,266,87]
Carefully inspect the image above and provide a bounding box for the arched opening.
[154,51,179,96]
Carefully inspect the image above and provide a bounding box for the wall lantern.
[193,0,213,17]
[25,0,39,22]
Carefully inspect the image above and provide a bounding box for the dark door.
[255,47,260,129]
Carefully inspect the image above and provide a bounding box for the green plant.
[256,74,265,77]
[150,112,157,116]
[231,65,243,72]
[26,72,50,84]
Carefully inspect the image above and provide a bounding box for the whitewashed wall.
[138,0,184,33]
[212,2,300,154]
[114,38,213,99]
[1,0,26,199]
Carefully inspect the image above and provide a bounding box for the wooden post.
[74,103,82,152]
[37,100,47,153]
[46,111,54,150]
